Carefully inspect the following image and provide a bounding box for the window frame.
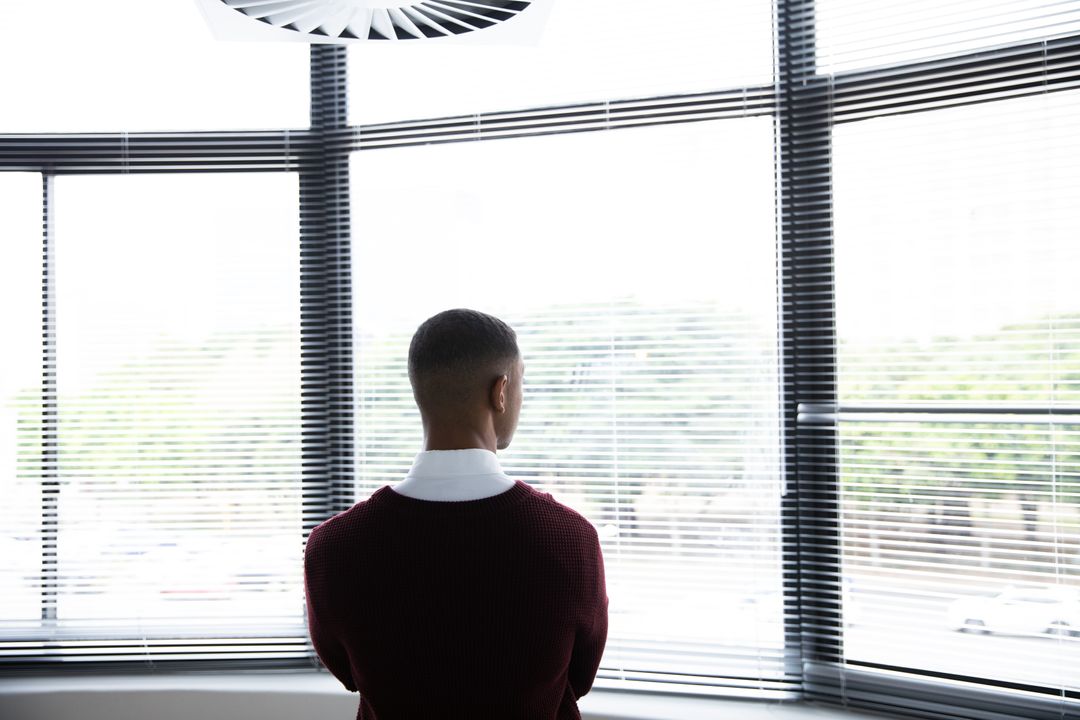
[0,51,339,676]
[0,5,1076,718]
[777,1,1080,717]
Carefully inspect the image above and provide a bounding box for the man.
[304,308,609,720]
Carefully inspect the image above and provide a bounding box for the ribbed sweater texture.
[303,479,609,720]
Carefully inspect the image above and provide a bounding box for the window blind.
[348,0,774,125]
[833,90,1080,707]
[0,173,311,669]
[0,173,46,635]
[348,118,796,698]
[782,1,1080,717]
[816,0,1080,74]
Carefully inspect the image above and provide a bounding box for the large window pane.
[840,420,1080,688]
[0,0,308,132]
[50,173,302,634]
[349,0,773,124]
[834,91,1080,692]
[835,91,1080,408]
[349,120,788,694]
[817,0,1080,74]
[0,173,43,628]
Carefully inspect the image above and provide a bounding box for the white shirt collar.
[396,448,512,501]
[406,448,504,478]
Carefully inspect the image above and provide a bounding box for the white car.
[947,586,1080,637]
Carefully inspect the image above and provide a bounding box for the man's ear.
[490,374,509,413]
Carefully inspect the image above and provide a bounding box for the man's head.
[408,308,524,451]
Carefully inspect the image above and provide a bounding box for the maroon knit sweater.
[303,478,609,720]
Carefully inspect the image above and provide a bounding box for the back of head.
[408,308,520,417]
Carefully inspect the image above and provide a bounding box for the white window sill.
[0,671,898,720]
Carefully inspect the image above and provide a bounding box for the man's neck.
[423,426,497,453]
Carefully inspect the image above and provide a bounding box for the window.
[816,0,1080,73]
[349,120,791,696]
[1,173,306,663]
[833,89,1080,693]
[790,0,1080,715]
[1,1,1079,717]
[0,0,308,132]
[0,173,44,626]
[348,0,773,124]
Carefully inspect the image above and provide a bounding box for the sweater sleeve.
[304,527,358,693]
[568,524,608,700]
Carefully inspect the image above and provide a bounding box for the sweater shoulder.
[522,485,599,540]
[306,494,376,548]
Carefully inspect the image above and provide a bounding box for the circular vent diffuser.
[219,0,533,41]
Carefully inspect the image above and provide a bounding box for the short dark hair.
[408,308,520,413]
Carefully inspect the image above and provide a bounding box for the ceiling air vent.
[196,0,550,43]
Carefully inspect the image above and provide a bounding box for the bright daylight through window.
[349,120,787,694]
[1,0,1079,717]
[0,173,44,625]
[1,174,304,656]
[348,0,773,124]
[834,89,1080,691]
[0,0,307,132]
[816,0,1080,73]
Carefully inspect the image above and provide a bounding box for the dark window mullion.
[302,45,355,546]
[777,0,843,691]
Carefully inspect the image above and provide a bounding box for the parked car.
[947,586,1080,637]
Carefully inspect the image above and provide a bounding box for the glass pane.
[52,173,303,632]
[817,0,1080,74]
[350,119,787,686]
[0,0,308,132]
[834,90,1080,407]
[349,0,773,124]
[840,420,1080,690]
[0,173,43,628]
[834,89,1080,692]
